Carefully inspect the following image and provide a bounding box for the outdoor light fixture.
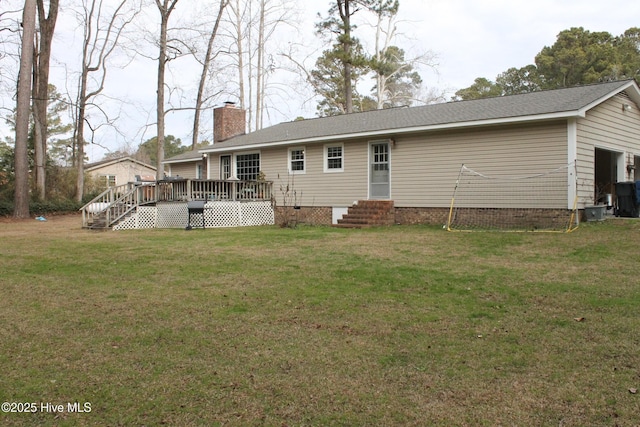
[622,103,632,112]
[627,164,636,173]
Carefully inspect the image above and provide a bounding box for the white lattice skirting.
[113,201,274,230]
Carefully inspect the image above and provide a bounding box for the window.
[103,174,116,187]
[236,153,260,180]
[289,147,306,174]
[196,163,203,179]
[324,144,344,173]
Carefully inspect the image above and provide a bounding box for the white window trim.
[288,146,306,175]
[324,143,344,173]
[102,174,116,187]
[220,154,232,180]
[234,151,261,180]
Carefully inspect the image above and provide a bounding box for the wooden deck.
[81,178,273,229]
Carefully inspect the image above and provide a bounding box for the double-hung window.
[324,143,344,173]
[289,147,306,174]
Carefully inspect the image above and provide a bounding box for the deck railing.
[81,179,273,228]
[157,178,273,202]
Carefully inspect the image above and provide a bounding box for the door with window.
[220,155,231,180]
[369,142,390,199]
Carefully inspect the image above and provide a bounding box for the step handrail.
[106,186,141,227]
[80,183,143,228]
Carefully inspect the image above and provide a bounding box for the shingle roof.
[196,79,638,154]
[163,149,203,163]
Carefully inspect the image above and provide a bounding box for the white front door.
[369,141,390,199]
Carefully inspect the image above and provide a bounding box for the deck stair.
[335,200,395,228]
[81,184,141,230]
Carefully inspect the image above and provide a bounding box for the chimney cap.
[224,101,236,107]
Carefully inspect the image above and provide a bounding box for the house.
[165,80,640,227]
[86,156,157,187]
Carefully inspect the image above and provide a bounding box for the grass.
[1,215,639,426]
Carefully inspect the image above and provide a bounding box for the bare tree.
[14,0,36,218]
[0,4,23,117]
[226,0,247,112]
[255,0,265,129]
[224,0,295,131]
[369,2,438,109]
[192,0,228,149]
[154,0,179,180]
[253,0,293,129]
[372,0,395,109]
[32,0,58,200]
[74,0,138,202]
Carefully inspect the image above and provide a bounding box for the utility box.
[584,205,606,221]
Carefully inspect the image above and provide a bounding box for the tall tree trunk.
[338,0,353,113]
[373,4,396,109]
[155,0,179,180]
[14,0,37,218]
[255,0,265,130]
[157,12,167,179]
[192,0,227,149]
[74,68,88,203]
[33,0,59,200]
[374,4,384,109]
[233,0,245,113]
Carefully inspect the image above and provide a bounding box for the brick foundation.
[394,207,450,226]
[447,207,575,230]
[274,205,574,229]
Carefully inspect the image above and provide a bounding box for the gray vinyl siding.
[576,94,640,207]
[391,122,568,208]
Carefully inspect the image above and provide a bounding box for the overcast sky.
[3,0,640,162]
[393,0,640,90]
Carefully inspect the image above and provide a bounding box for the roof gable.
[86,156,156,171]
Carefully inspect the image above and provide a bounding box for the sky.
[394,0,640,92]
[2,0,640,162]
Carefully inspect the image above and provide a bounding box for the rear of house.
[166,80,640,227]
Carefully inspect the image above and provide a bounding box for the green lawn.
[1,215,639,426]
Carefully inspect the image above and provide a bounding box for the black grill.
[186,201,207,230]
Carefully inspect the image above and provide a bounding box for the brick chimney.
[214,102,246,143]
